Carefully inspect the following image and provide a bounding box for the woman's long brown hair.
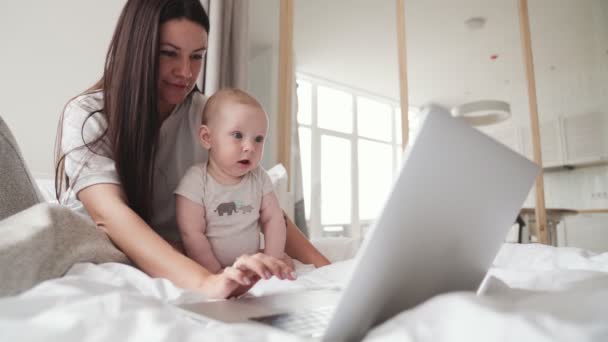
[55,0,209,222]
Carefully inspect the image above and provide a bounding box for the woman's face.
[157,19,208,115]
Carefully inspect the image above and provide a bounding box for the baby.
[174,88,286,274]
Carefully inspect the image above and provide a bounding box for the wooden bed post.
[278,0,294,188]
[396,0,409,148]
[518,0,549,244]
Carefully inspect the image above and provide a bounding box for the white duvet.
[1,243,607,342]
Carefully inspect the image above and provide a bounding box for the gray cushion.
[0,115,43,220]
[0,115,128,297]
[0,203,128,297]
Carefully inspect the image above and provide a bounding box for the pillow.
[35,178,58,204]
[0,115,43,220]
[0,203,128,297]
[267,163,292,216]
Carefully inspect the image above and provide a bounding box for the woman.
[55,0,329,299]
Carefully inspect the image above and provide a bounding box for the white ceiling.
[250,0,608,129]
[293,0,400,104]
[294,0,608,125]
[403,0,608,128]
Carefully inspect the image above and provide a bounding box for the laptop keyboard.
[250,306,335,338]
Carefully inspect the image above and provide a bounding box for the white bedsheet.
[1,243,607,341]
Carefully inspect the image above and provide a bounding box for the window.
[296,74,418,238]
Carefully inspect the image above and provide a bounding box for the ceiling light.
[465,17,486,30]
[451,100,511,126]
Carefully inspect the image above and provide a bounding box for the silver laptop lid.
[324,104,539,341]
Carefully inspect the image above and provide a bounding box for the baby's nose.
[243,140,255,152]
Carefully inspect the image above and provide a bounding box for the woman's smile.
[165,80,188,90]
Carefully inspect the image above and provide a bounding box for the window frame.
[296,73,412,238]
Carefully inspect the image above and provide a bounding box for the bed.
[1,238,607,341]
[0,165,601,341]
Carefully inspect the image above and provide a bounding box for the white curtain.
[291,81,309,236]
[198,0,249,93]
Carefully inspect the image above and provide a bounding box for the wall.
[518,164,608,252]
[0,1,125,179]
[545,165,608,252]
[293,0,400,102]
[1,0,284,176]
[543,165,608,210]
[531,0,608,252]
[247,0,280,169]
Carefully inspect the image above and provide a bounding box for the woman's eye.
[191,50,206,60]
[255,136,264,143]
[160,50,177,57]
[232,132,243,139]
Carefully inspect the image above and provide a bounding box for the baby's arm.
[175,195,222,274]
[259,191,287,259]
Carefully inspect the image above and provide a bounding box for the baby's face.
[206,102,268,178]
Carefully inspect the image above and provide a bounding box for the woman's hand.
[282,252,295,270]
[199,253,297,299]
[200,269,258,299]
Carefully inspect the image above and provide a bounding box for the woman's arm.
[78,184,293,298]
[80,184,214,287]
[284,214,331,267]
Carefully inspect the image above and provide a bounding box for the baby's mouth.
[238,159,250,165]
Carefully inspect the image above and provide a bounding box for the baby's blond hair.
[202,88,264,125]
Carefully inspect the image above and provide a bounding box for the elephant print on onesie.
[239,204,255,214]
[214,201,238,216]
[213,201,256,216]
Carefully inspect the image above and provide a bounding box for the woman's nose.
[175,58,192,80]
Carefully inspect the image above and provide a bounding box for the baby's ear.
[199,125,212,150]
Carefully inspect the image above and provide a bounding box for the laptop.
[178,104,539,341]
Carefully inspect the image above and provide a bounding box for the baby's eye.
[255,136,264,143]
[232,132,243,139]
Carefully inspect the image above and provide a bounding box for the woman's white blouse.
[61,90,208,241]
